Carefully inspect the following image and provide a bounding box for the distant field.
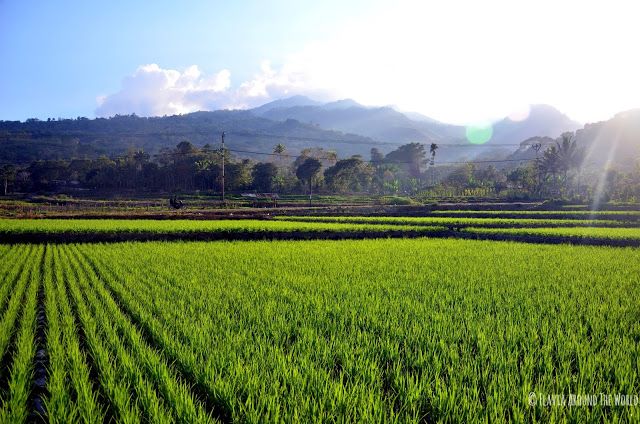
[0,195,395,219]
[429,210,640,220]
[275,215,638,228]
[431,210,640,216]
[0,219,442,235]
[2,217,640,246]
[1,239,637,422]
[467,226,640,241]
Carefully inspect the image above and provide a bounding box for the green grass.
[0,239,637,422]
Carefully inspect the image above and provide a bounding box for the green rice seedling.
[77,248,236,422]
[59,246,142,424]
[0,246,43,422]
[67,245,216,423]
[72,239,640,422]
[50,246,104,423]
[0,247,36,365]
[0,246,34,315]
[43,246,78,423]
[65,245,214,424]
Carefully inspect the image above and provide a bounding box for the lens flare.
[465,124,493,144]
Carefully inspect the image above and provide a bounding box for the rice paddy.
[0,211,638,422]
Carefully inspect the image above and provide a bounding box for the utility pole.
[221,131,225,202]
[532,143,542,194]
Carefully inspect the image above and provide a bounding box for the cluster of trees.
[0,141,433,196]
[1,135,639,203]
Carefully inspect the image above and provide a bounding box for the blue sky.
[1,0,639,124]
[0,0,380,120]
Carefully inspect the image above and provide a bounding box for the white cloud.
[96,61,330,117]
[95,64,232,117]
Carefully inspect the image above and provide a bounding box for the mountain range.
[252,96,581,147]
[1,96,637,170]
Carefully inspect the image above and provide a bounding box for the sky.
[1,0,639,125]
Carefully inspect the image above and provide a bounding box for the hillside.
[0,98,607,167]
[0,110,387,164]
[489,104,581,145]
[508,109,640,170]
[254,100,465,144]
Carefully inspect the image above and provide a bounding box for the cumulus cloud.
[96,64,233,117]
[95,61,327,117]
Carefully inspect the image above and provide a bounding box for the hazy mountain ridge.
[490,105,581,145]
[252,97,580,147]
[249,95,322,116]
[254,101,465,144]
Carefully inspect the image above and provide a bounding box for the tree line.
[1,134,639,203]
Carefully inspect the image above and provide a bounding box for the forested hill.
[0,110,385,164]
[507,109,640,170]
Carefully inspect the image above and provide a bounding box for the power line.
[0,146,537,168]
[0,135,540,168]
[1,128,528,147]
[222,147,535,166]
[227,131,527,147]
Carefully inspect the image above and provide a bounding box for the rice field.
[0,238,638,422]
[2,217,640,246]
[0,209,639,423]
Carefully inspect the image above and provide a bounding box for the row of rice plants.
[58,244,216,423]
[0,246,43,422]
[430,210,640,220]
[0,219,442,236]
[67,244,215,423]
[274,215,636,228]
[44,245,104,422]
[433,210,640,215]
[66,239,639,422]
[466,226,640,240]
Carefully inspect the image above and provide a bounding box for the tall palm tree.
[538,133,583,196]
[429,143,438,165]
[273,143,287,170]
[273,143,286,158]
